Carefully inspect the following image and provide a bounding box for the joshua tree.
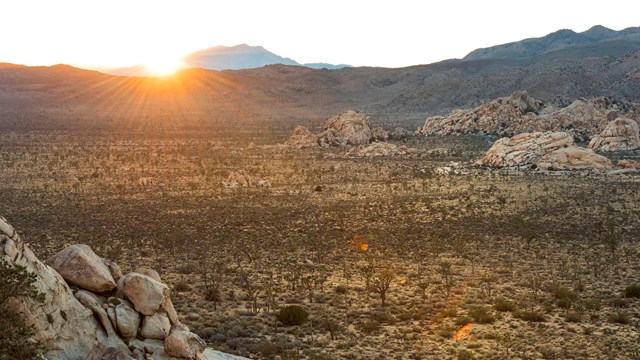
[371,265,395,307]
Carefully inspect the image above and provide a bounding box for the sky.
[1,0,639,72]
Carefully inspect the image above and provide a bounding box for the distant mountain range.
[0,25,638,132]
[464,25,640,60]
[105,44,352,75]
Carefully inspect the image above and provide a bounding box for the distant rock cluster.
[417,91,637,142]
[0,217,247,360]
[346,142,418,157]
[477,131,613,171]
[588,118,640,152]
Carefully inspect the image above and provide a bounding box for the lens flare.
[453,322,473,342]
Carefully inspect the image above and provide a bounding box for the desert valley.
[1,22,640,360]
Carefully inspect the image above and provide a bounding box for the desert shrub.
[455,316,473,326]
[623,284,640,298]
[442,308,458,318]
[177,263,197,274]
[610,297,628,308]
[468,306,495,324]
[276,305,308,326]
[361,320,381,334]
[564,310,582,323]
[334,285,348,295]
[494,298,516,312]
[173,281,191,292]
[0,261,44,358]
[583,298,601,311]
[205,287,221,302]
[515,309,546,322]
[457,349,475,360]
[608,310,630,324]
[553,286,577,309]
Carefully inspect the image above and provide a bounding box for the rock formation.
[285,111,378,148]
[417,91,543,137]
[417,92,634,140]
[347,142,418,157]
[284,126,318,148]
[389,127,411,140]
[478,131,612,171]
[588,118,640,151]
[0,216,248,360]
[322,111,372,145]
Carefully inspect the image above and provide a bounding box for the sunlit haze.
[0,0,639,72]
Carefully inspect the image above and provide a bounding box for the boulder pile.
[285,111,377,147]
[417,91,635,141]
[0,216,247,360]
[478,131,613,171]
[588,118,640,152]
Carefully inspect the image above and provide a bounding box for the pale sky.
[1,0,639,71]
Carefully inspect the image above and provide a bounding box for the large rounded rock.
[117,273,170,316]
[536,147,613,171]
[45,244,116,293]
[588,118,640,152]
[322,110,372,145]
[285,126,319,148]
[140,313,171,340]
[164,327,206,359]
[479,131,574,167]
[112,299,141,339]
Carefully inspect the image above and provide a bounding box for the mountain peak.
[464,25,640,61]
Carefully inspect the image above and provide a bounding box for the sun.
[143,57,185,77]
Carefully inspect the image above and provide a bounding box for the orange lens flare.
[453,322,473,342]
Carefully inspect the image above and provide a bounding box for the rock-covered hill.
[0,216,247,360]
[464,25,640,61]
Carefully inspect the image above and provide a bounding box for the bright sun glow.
[143,57,185,77]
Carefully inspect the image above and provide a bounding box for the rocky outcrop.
[164,325,207,358]
[45,244,117,293]
[1,218,106,360]
[322,111,372,145]
[479,131,613,171]
[417,92,633,140]
[0,216,248,360]
[284,126,318,148]
[418,91,543,137]
[617,159,640,169]
[536,147,613,171]
[347,142,418,157]
[588,118,640,152]
[480,132,574,167]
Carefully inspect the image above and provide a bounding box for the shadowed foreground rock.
[0,216,248,360]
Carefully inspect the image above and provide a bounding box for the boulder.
[75,290,118,338]
[140,313,171,340]
[0,217,105,360]
[164,326,206,359]
[256,179,271,187]
[135,267,162,282]
[104,259,123,283]
[117,273,170,316]
[536,147,613,171]
[323,110,372,145]
[201,349,251,360]
[588,118,640,151]
[480,132,574,167]
[45,244,117,293]
[85,343,135,360]
[285,126,318,148]
[479,131,613,171]
[617,159,640,169]
[112,299,141,339]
